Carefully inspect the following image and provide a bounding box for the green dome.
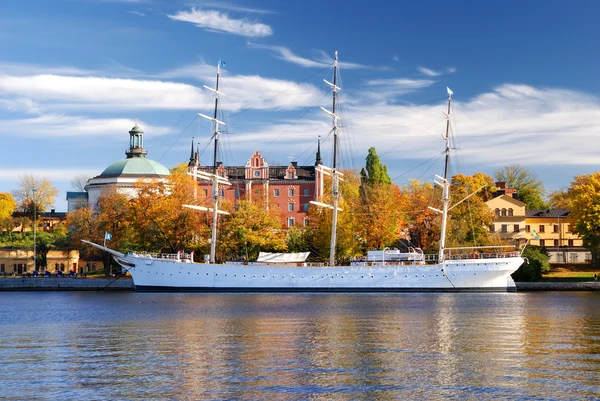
[101,158,170,176]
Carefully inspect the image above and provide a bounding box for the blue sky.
[1,0,600,210]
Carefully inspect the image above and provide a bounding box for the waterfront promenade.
[0,277,599,291]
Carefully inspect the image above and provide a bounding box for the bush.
[512,246,550,282]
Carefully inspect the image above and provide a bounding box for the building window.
[288,189,295,197]
[495,208,500,216]
[568,239,574,247]
[508,208,513,217]
[0,264,4,272]
[202,189,208,197]
[303,203,309,212]
[254,170,260,178]
[501,224,507,233]
[553,225,559,233]
[303,189,310,196]
[525,225,531,233]
[490,225,495,233]
[501,208,507,216]
[287,218,295,227]
[234,189,240,198]
[219,189,225,197]
[303,217,309,227]
[554,239,559,246]
[567,224,572,233]
[539,239,545,247]
[539,225,545,233]
[513,224,519,233]
[274,189,280,197]
[275,203,280,208]
[288,203,295,212]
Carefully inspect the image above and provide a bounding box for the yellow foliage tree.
[566,172,600,267]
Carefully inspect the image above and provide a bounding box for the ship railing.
[445,251,521,260]
[129,251,194,261]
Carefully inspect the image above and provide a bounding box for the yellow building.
[0,249,79,275]
[485,194,591,264]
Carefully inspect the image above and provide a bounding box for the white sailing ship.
[84,53,524,292]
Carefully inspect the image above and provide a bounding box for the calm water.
[0,292,599,400]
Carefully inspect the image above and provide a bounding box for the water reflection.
[0,292,599,400]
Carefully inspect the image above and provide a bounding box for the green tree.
[0,193,16,220]
[567,173,600,268]
[360,147,391,186]
[494,164,547,209]
[512,246,550,282]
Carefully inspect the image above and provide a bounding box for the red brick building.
[188,143,324,228]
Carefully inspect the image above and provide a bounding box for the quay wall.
[0,278,598,291]
[515,281,600,291]
[0,277,134,291]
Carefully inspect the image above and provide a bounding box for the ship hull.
[118,255,523,293]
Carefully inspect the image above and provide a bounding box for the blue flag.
[219,59,226,67]
[105,232,112,241]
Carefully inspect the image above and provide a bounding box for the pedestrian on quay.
[594,273,597,282]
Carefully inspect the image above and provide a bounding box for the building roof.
[486,194,527,207]
[66,191,88,199]
[100,158,170,177]
[526,209,570,218]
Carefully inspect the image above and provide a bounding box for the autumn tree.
[128,173,209,254]
[447,173,499,248]
[308,170,363,262]
[494,164,547,209]
[548,188,571,209]
[397,180,441,253]
[12,175,58,215]
[566,173,600,267]
[0,193,16,220]
[66,206,101,258]
[219,199,287,261]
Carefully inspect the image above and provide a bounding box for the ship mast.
[189,60,231,263]
[309,52,344,266]
[431,88,453,263]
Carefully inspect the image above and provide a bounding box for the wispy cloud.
[168,7,272,37]
[417,65,457,77]
[248,43,326,68]
[248,43,378,70]
[366,78,436,96]
[128,10,146,17]
[185,1,276,14]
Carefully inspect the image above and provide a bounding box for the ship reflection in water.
[0,292,599,400]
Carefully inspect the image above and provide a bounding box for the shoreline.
[0,277,599,292]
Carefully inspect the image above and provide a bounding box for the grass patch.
[542,264,599,282]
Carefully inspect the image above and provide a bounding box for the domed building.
[73,123,170,209]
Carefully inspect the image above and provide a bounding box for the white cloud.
[186,1,276,14]
[0,114,172,138]
[248,43,327,68]
[417,66,442,77]
[168,8,272,37]
[0,72,325,112]
[365,78,436,98]
[417,65,457,77]
[248,43,379,70]
[0,167,100,183]
[128,11,146,17]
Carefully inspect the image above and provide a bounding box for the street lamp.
[33,188,36,273]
